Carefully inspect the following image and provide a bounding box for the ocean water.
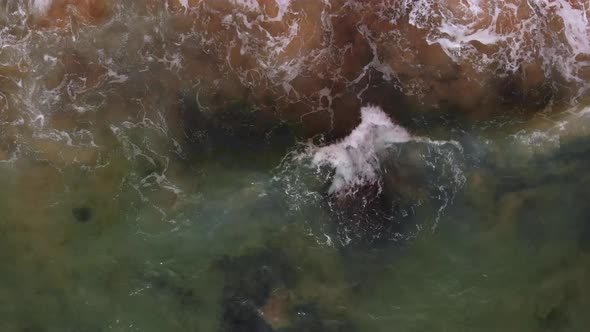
[1,1,590,331]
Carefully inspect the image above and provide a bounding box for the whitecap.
[310,105,412,194]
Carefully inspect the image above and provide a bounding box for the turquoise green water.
[1,121,590,331]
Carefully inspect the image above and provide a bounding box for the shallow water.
[1,1,590,331]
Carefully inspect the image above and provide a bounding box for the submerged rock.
[214,247,296,332]
[177,90,295,160]
[72,206,93,223]
[535,306,571,331]
[259,288,293,329]
[213,233,357,332]
[221,300,277,332]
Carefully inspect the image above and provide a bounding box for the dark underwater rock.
[213,241,357,332]
[326,183,409,245]
[177,90,295,168]
[72,206,93,223]
[537,306,570,331]
[323,141,462,246]
[221,299,277,332]
[146,273,201,308]
[533,282,574,332]
[214,248,296,332]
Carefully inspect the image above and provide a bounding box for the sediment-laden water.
[1,1,590,331]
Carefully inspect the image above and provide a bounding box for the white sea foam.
[306,105,465,198]
[388,0,587,96]
[178,0,189,11]
[29,0,52,14]
[267,0,293,21]
[512,105,590,153]
[310,106,412,194]
[231,0,260,12]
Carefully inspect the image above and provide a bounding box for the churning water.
[1,1,590,331]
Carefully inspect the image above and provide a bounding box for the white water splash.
[308,105,465,196]
[310,106,412,194]
[29,0,52,14]
[276,105,465,243]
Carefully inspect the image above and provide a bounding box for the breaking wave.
[275,106,465,244]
